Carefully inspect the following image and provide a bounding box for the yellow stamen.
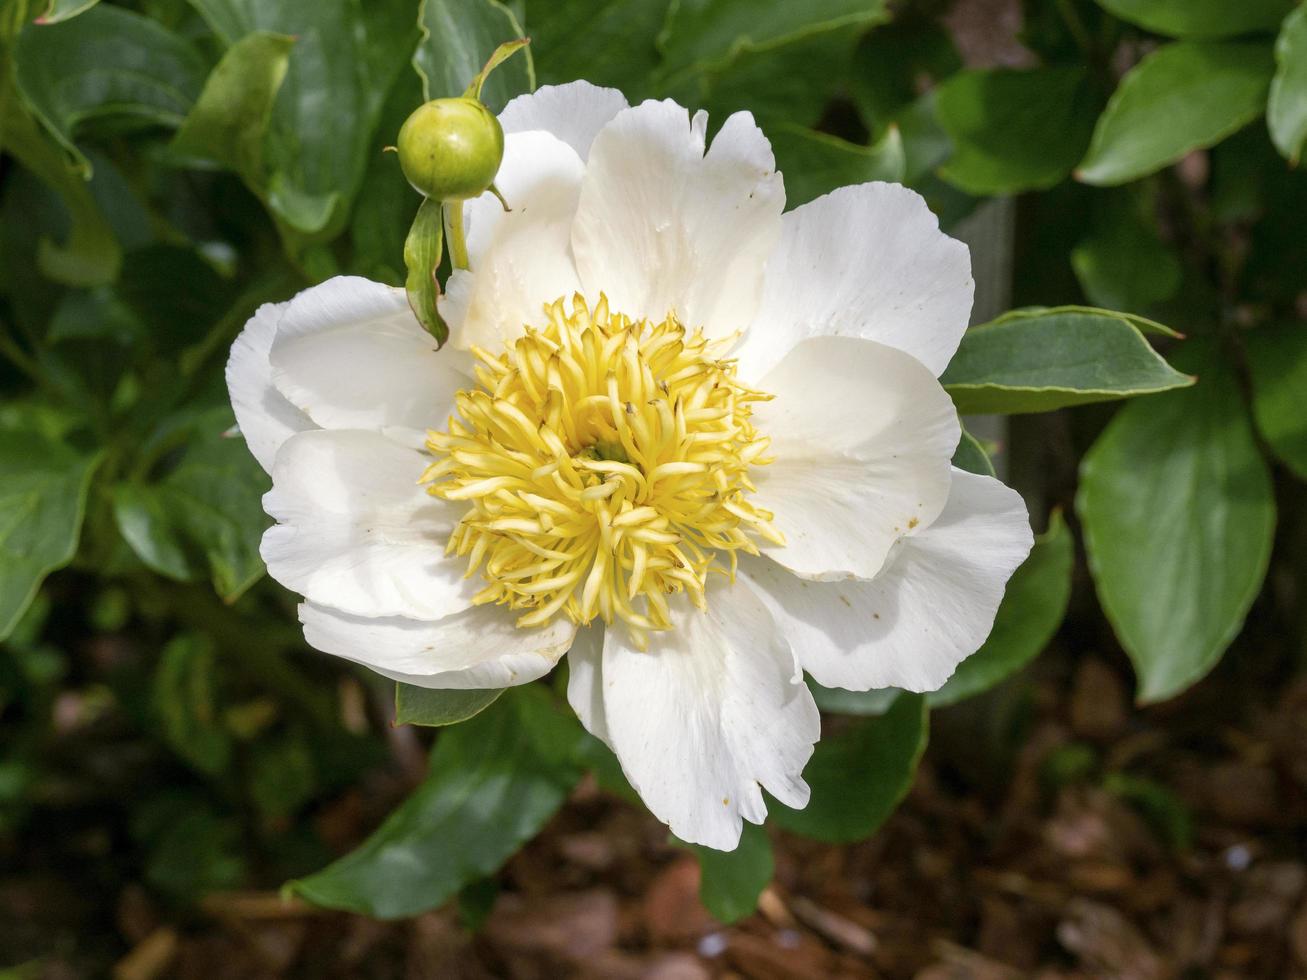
[423,294,781,649]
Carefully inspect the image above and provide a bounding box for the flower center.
[422,294,783,648]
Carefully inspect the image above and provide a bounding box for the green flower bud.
[396,97,504,201]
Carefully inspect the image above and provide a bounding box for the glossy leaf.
[929,512,1074,707]
[188,0,417,236]
[1071,192,1182,312]
[1269,5,1307,164]
[1246,321,1307,480]
[530,0,667,92]
[290,686,584,918]
[1077,41,1275,186]
[952,428,997,478]
[14,6,206,174]
[941,307,1193,414]
[1077,343,1275,703]
[171,31,296,187]
[394,684,504,727]
[415,0,532,110]
[769,123,904,207]
[688,821,773,923]
[36,0,101,23]
[112,417,269,601]
[937,67,1099,195]
[807,682,898,717]
[770,693,927,843]
[656,0,888,81]
[1093,0,1294,38]
[0,429,102,640]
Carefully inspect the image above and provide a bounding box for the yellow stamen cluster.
[422,294,783,648]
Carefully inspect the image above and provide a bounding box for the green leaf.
[14,5,206,175]
[394,684,504,727]
[289,686,584,918]
[1093,0,1294,38]
[1076,41,1275,186]
[942,307,1194,414]
[1246,321,1307,480]
[0,429,102,641]
[171,31,296,188]
[770,693,927,843]
[929,512,1074,707]
[36,0,101,24]
[952,427,996,478]
[687,821,773,923]
[188,0,417,236]
[656,0,889,81]
[0,102,121,287]
[530,0,667,93]
[807,681,898,718]
[1077,342,1275,703]
[415,0,533,110]
[936,66,1099,195]
[1071,191,1182,312]
[403,196,447,345]
[153,633,231,775]
[1269,5,1307,164]
[112,415,269,601]
[769,123,904,208]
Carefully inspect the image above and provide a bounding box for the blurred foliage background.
[1,0,1306,976]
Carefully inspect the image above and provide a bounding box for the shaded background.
[2,0,1306,976]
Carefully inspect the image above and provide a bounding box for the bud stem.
[445,200,470,271]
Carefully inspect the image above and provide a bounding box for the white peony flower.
[226,81,1033,850]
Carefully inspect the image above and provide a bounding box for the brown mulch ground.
[13,646,1307,980]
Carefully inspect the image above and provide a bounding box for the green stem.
[445,200,470,270]
[1056,0,1095,57]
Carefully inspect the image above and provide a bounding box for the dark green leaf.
[0,428,102,640]
[416,1,532,109]
[848,19,961,129]
[153,633,231,774]
[14,6,206,174]
[1076,41,1275,186]
[394,684,504,727]
[807,681,899,717]
[289,686,584,918]
[1103,773,1194,850]
[942,307,1193,413]
[1246,320,1307,480]
[929,512,1074,707]
[530,0,667,93]
[1071,191,1182,311]
[1094,0,1294,38]
[687,821,773,923]
[656,0,888,82]
[936,67,1099,195]
[1,102,121,286]
[1077,342,1275,703]
[770,693,927,843]
[1269,5,1307,164]
[188,0,417,236]
[171,31,296,187]
[769,123,904,208]
[112,415,269,600]
[952,427,996,477]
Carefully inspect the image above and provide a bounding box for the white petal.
[261,429,476,620]
[742,468,1033,693]
[734,183,974,381]
[589,579,819,850]
[564,624,608,743]
[269,276,470,440]
[571,101,784,343]
[753,336,960,581]
[299,601,576,689]
[499,81,629,161]
[225,300,314,474]
[441,130,585,351]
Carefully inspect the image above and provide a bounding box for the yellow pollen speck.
[423,293,784,649]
